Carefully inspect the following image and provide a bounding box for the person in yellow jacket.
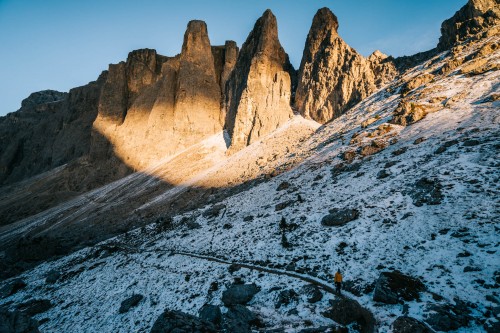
[334,269,343,295]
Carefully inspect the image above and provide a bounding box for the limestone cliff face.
[295,7,397,124]
[93,20,233,170]
[174,20,223,139]
[225,10,294,152]
[438,0,500,51]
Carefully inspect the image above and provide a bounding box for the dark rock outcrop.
[20,90,68,109]
[424,302,473,331]
[438,0,500,51]
[0,309,40,333]
[225,9,294,152]
[275,289,298,308]
[295,7,397,124]
[221,283,260,306]
[321,208,360,227]
[409,177,444,207]
[373,271,426,304]
[391,316,433,333]
[150,309,217,333]
[16,299,52,316]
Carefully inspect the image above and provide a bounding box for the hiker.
[334,269,342,295]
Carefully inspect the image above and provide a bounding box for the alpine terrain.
[0,1,499,332]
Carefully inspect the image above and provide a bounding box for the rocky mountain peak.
[295,7,398,124]
[224,9,294,152]
[312,7,339,34]
[245,9,281,59]
[182,20,212,58]
[438,0,500,50]
[471,0,499,13]
[368,50,389,61]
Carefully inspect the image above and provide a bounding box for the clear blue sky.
[0,0,465,116]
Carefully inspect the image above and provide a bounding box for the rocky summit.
[225,9,295,152]
[0,1,499,332]
[295,8,398,124]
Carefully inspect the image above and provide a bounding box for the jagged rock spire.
[225,9,295,152]
[295,7,397,124]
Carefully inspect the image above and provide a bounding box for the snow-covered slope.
[1,31,499,333]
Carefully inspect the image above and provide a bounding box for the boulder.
[118,294,143,313]
[373,271,426,304]
[295,7,397,124]
[0,279,26,299]
[359,140,388,157]
[0,309,40,333]
[198,304,222,326]
[322,298,376,333]
[223,304,261,333]
[275,289,299,308]
[222,283,260,306]
[401,74,435,96]
[321,208,360,227]
[391,316,433,333]
[301,284,323,303]
[150,309,217,333]
[45,270,61,284]
[225,9,294,152]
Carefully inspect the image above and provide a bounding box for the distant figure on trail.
[334,269,343,295]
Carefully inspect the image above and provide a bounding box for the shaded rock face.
[438,0,500,51]
[212,40,239,109]
[0,309,40,333]
[0,73,105,187]
[295,7,397,124]
[225,9,294,152]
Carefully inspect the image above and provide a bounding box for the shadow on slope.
[0,116,318,280]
